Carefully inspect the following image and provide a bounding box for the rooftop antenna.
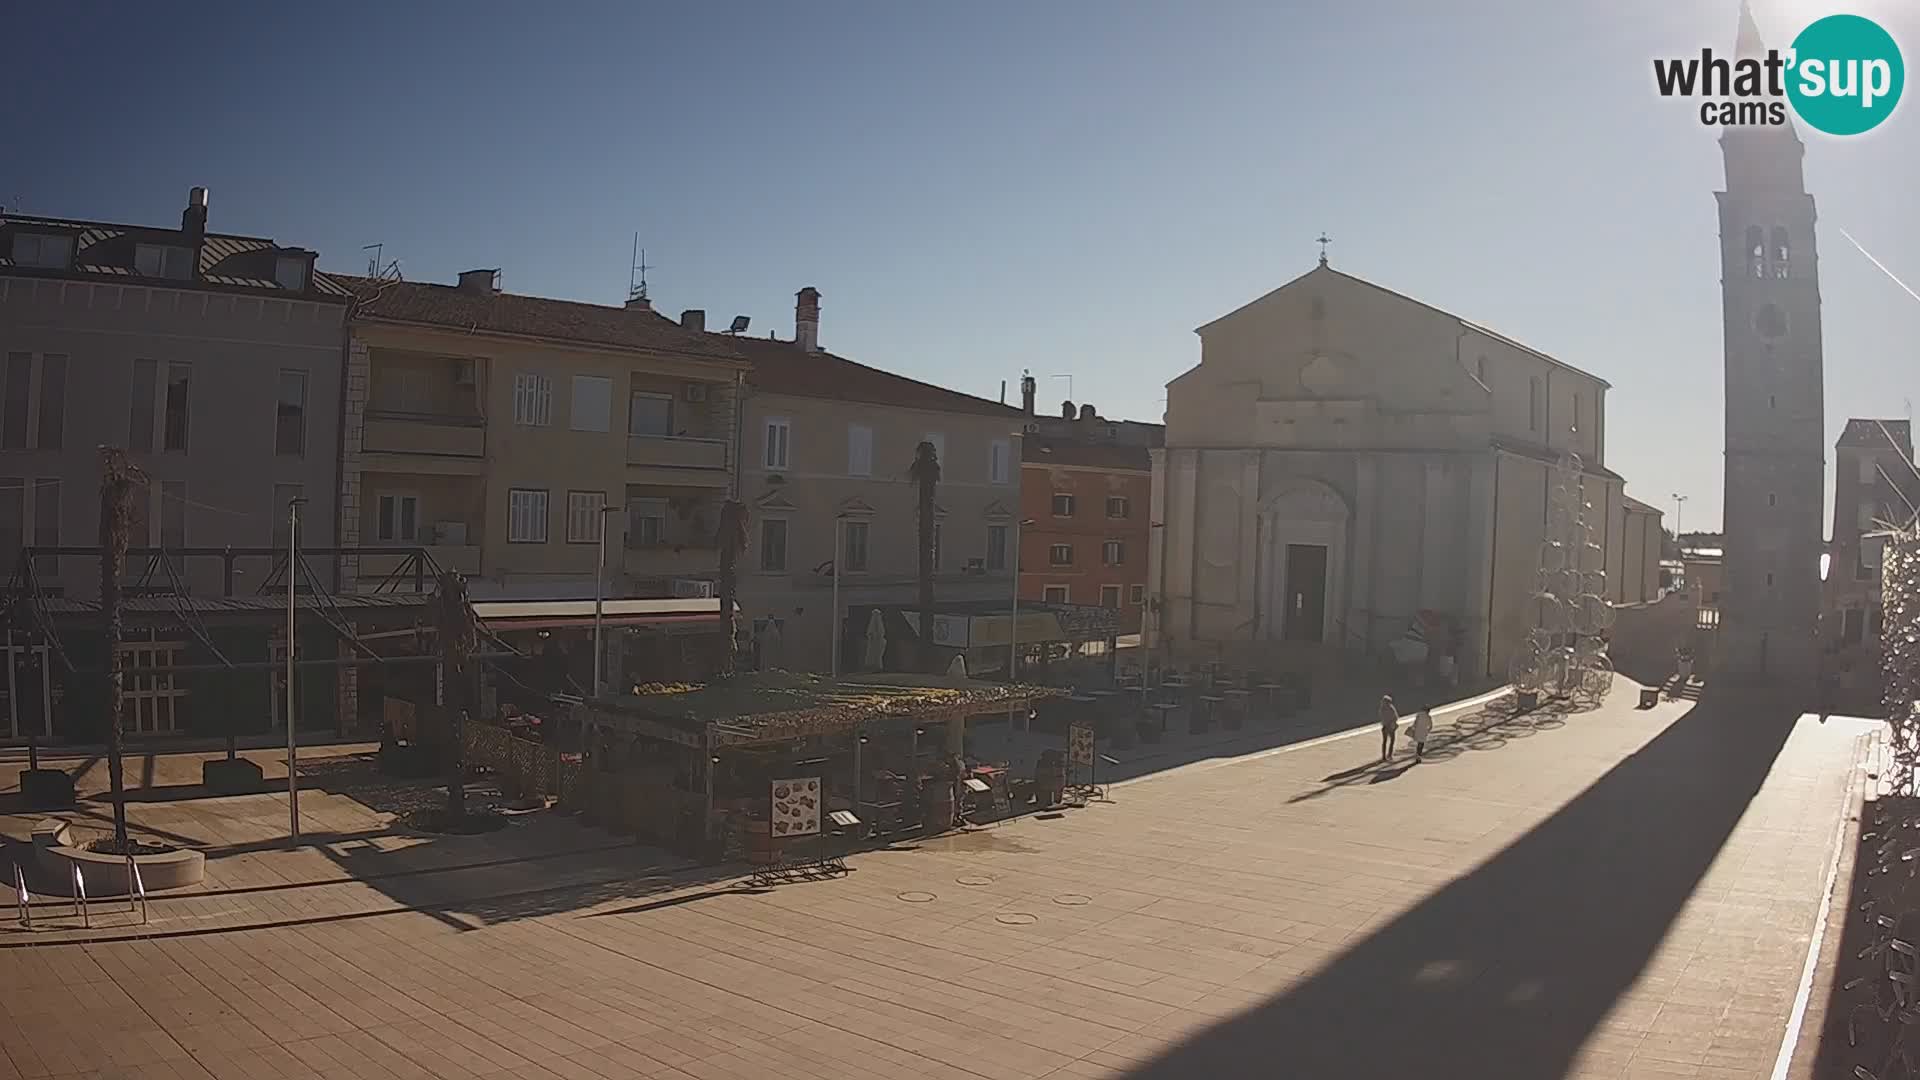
[363,243,383,277]
[628,235,654,303]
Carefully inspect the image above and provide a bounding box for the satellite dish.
[728,314,750,334]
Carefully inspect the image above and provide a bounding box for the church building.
[1147,258,1656,681]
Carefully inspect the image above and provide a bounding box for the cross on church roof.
[1316,232,1332,265]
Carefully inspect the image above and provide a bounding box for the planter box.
[20,769,74,808]
[38,843,205,895]
[1516,689,1540,711]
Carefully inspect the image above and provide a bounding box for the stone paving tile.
[0,687,1874,1079]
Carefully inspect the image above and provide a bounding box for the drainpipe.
[1484,454,1501,679]
[729,370,746,500]
[332,299,354,592]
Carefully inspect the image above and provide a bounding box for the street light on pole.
[593,503,623,698]
[1008,516,1034,732]
[285,495,306,844]
[831,514,848,679]
[1671,493,1688,539]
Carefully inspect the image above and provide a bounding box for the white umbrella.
[862,610,888,671]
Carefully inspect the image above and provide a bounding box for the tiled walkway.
[0,686,1872,1079]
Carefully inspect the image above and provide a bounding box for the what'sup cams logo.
[1654,13,1904,135]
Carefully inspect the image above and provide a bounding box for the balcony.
[626,435,729,486]
[621,542,718,578]
[363,411,486,471]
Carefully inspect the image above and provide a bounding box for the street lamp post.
[285,496,306,844]
[831,514,848,678]
[1671,493,1687,539]
[592,503,623,698]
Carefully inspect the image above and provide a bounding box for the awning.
[473,597,736,633]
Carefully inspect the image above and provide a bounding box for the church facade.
[1714,5,1827,688]
[1147,262,1648,681]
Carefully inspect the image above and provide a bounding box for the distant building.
[1012,376,1161,632]
[1150,259,1642,681]
[1821,419,1920,710]
[721,289,1027,674]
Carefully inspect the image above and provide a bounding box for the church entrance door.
[1284,544,1328,643]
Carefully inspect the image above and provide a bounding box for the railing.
[126,854,147,925]
[14,864,29,929]
[626,434,729,471]
[363,410,486,458]
[71,863,87,928]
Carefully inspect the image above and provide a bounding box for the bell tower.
[1716,3,1825,689]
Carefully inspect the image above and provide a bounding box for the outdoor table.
[1197,694,1226,729]
[1149,701,1180,734]
[1257,682,1292,718]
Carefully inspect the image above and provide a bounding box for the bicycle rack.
[14,863,30,930]
[71,862,88,928]
[126,854,147,925]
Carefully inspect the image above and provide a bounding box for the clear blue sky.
[7,0,1918,533]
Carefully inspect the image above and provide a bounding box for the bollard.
[14,863,30,930]
[71,862,88,928]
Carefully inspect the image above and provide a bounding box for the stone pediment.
[754,490,800,513]
[836,496,877,518]
[982,500,1012,521]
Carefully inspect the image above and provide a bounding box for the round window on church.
[1754,302,1789,341]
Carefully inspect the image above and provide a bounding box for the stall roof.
[587,671,1061,748]
[472,597,734,631]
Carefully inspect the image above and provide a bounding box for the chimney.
[625,295,652,312]
[680,309,706,332]
[1078,403,1097,422]
[795,287,821,352]
[457,269,499,294]
[181,186,209,243]
[1061,399,1075,420]
[1021,372,1036,416]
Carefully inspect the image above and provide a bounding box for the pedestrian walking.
[1410,707,1433,763]
[1377,694,1399,761]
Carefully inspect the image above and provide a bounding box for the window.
[1106,496,1130,519]
[569,375,611,432]
[842,520,869,572]
[1130,584,1146,605]
[566,491,606,543]
[1103,540,1125,566]
[1766,572,1775,588]
[1857,550,1872,581]
[1043,585,1069,604]
[1861,457,1880,485]
[1100,584,1122,609]
[32,478,57,572]
[508,489,549,543]
[134,244,193,280]
[160,481,186,549]
[986,524,1008,571]
[1859,503,1877,531]
[10,233,72,269]
[36,354,63,450]
[1843,607,1865,646]
[1049,543,1073,566]
[1747,225,1766,279]
[163,362,190,451]
[628,391,672,436]
[1769,394,1777,410]
[113,362,159,455]
[764,418,791,469]
[1767,492,1776,507]
[276,370,307,456]
[847,424,873,477]
[512,373,552,427]
[271,484,302,546]
[375,367,434,414]
[0,479,21,571]
[760,518,788,572]
[627,499,667,547]
[274,255,308,291]
[990,439,1011,485]
[1529,377,1540,432]
[2,353,28,450]
[1052,493,1075,517]
[1873,607,1885,638]
[930,523,942,571]
[922,432,945,464]
[377,494,418,542]
[1771,226,1791,279]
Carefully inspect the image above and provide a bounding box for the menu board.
[770,776,821,838]
[1068,723,1094,767]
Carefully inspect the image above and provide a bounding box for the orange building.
[1019,440,1154,632]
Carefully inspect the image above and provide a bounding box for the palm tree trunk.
[97,448,140,847]
[716,501,748,677]
[437,571,475,819]
[911,442,941,672]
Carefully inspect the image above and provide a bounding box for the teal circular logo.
[1787,15,1904,136]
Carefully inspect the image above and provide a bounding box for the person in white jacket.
[1410,707,1434,763]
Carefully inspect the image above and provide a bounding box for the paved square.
[0,687,1871,1079]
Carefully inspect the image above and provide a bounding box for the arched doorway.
[1258,479,1351,643]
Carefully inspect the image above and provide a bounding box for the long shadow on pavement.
[1121,691,1803,1080]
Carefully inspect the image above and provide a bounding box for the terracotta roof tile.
[724,334,1023,419]
[344,277,748,362]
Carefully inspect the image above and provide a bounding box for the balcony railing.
[363,411,485,458]
[357,543,481,579]
[626,434,728,472]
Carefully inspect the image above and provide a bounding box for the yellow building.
[340,271,748,600]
